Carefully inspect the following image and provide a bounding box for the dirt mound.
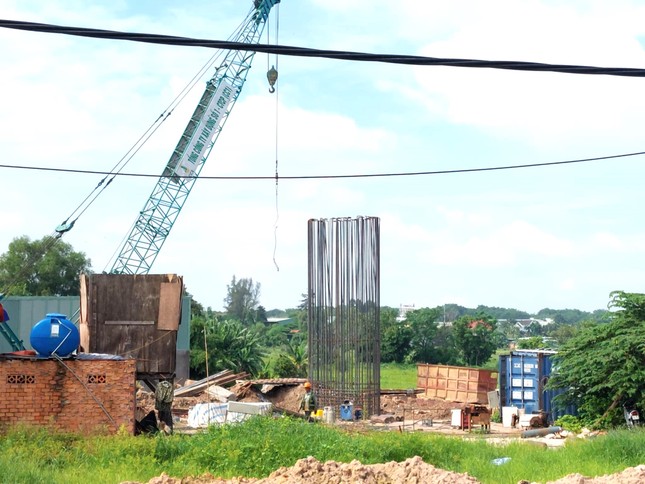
[260,384,304,413]
[125,460,645,484]
[537,465,645,484]
[125,455,480,483]
[261,455,480,483]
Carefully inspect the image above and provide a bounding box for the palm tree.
[190,317,265,379]
[285,338,308,377]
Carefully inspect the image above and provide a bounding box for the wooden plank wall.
[80,274,182,376]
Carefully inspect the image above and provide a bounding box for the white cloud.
[429,220,574,267]
[377,1,645,146]
[558,278,576,291]
[591,232,624,251]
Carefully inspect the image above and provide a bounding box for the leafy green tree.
[452,314,498,366]
[440,303,467,322]
[548,291,645,426]
[590,309,612,324]
[255,305,268,325]
[184,288,205,318]
[190,316,264,378]
[404,307,441,364]
[516,336,546,350]
[495,319,520,345]
[262,321,300,347]
[381,307,412,363]
[431,324,461,365]
[535,307,610,325]
[266,308,287,318]
[271,339,308,378]
[526,320,545,336]
[223,276,261,325]
[0,235,91,296]
[288,292,309,332]
[547,323,580,346]
[474,305,530,321]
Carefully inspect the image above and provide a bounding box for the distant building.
[396,304,416,322]
[267,317,295,325]
[514,318,554,333]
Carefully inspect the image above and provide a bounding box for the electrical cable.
[2,18,645,78]
[1,12,643,295]
[1,149,643,181]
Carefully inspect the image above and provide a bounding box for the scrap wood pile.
[136,370,247,418]
[136,372,308,419]
[174,370,249,398]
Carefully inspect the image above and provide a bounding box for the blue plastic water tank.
[30,313,80,357]
[339,402,354,421]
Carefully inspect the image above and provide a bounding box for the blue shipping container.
[499,350,575,423]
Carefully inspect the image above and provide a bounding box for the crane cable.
[0,10,254,296]
[58,14,253,240]
[1,47,223,295]
[102,12,255,272]
[72,9,258,274]
[269,4,281,272]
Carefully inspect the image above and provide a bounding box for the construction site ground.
[132,380,645,483]
[137,381,543,442]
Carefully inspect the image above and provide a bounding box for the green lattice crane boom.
[110,0,280,274]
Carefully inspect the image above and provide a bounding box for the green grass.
[2,419,644,484]
[380,362,417,389]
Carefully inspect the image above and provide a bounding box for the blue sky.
[1,0,645,313]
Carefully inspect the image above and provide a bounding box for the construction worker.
[299,381,317,422]
[155,378,175,434]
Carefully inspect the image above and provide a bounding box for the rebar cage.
[307,216,381,417]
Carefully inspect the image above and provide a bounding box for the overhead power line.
[2,18,645,77]
[1,150,643,180]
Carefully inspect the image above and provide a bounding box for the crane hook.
[267,65,278,93]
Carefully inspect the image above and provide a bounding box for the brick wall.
[0,357,136,434]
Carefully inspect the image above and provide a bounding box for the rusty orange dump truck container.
[417,364,498,404]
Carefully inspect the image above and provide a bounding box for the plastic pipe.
[521,426,562,438]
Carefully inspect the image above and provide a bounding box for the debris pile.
[136,374,309,429]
